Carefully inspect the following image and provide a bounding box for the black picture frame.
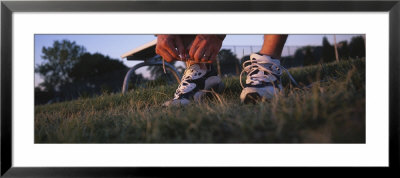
[1,0,399,177]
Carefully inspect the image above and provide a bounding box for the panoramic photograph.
[34,34,366,143]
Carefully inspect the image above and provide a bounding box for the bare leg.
[259,35,288,59]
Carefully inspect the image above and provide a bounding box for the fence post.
[216,55,221,77]
[333,34,339,62]
[233,46,240,75]
[235,60,240,75]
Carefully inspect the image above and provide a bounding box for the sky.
[34,34,361,86]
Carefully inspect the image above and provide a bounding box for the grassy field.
[35,58,365,143]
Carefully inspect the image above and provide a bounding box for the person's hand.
[188,35,225,63]
[155,35,186,63]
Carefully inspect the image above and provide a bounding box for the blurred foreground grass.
[35,58,365,143]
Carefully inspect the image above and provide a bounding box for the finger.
[174,37,185,60]
[158,48,175,63]
[157,45,175,61]
[164,41,180,59]
[155,46,161,55]
[156,46,169,60]
[200,49,212,63]
[194,42,206,62]
[185,40,194,61]
[210,51,218,63]
[188,39,200,60]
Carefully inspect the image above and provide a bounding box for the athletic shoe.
[240,53,297,103]
[163,63,223,107]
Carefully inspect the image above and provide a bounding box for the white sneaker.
[240,53,297,103]
[163,63,224,107]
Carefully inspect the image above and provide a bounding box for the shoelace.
[162,58,167,74]
[240,57,298,88]
[173,63,200,99]
[161,56,209,74]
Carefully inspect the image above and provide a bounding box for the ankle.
[258,52,281,60]
[252,53,281,65]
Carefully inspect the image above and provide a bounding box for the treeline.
[35,40,144,105]
[281,36,365,68]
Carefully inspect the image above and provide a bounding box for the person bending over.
[155,34,289,106]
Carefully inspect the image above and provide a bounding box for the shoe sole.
[205,82,225,99]
[166,76,224,105]
[243,93,263,104]
[240,85,282,104]
[196,76,224,101]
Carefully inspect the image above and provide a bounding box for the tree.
[321,37,335,63]
[35,40,132,103]
[66,52,129,96]
[349,36,366,58]
[290,46,322,67]
[35,40,86,92]
[70,52,127,82]
[337,41,350,60]
[215,49,240,76]
[34,87,55,105]
[300,46,317,66]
